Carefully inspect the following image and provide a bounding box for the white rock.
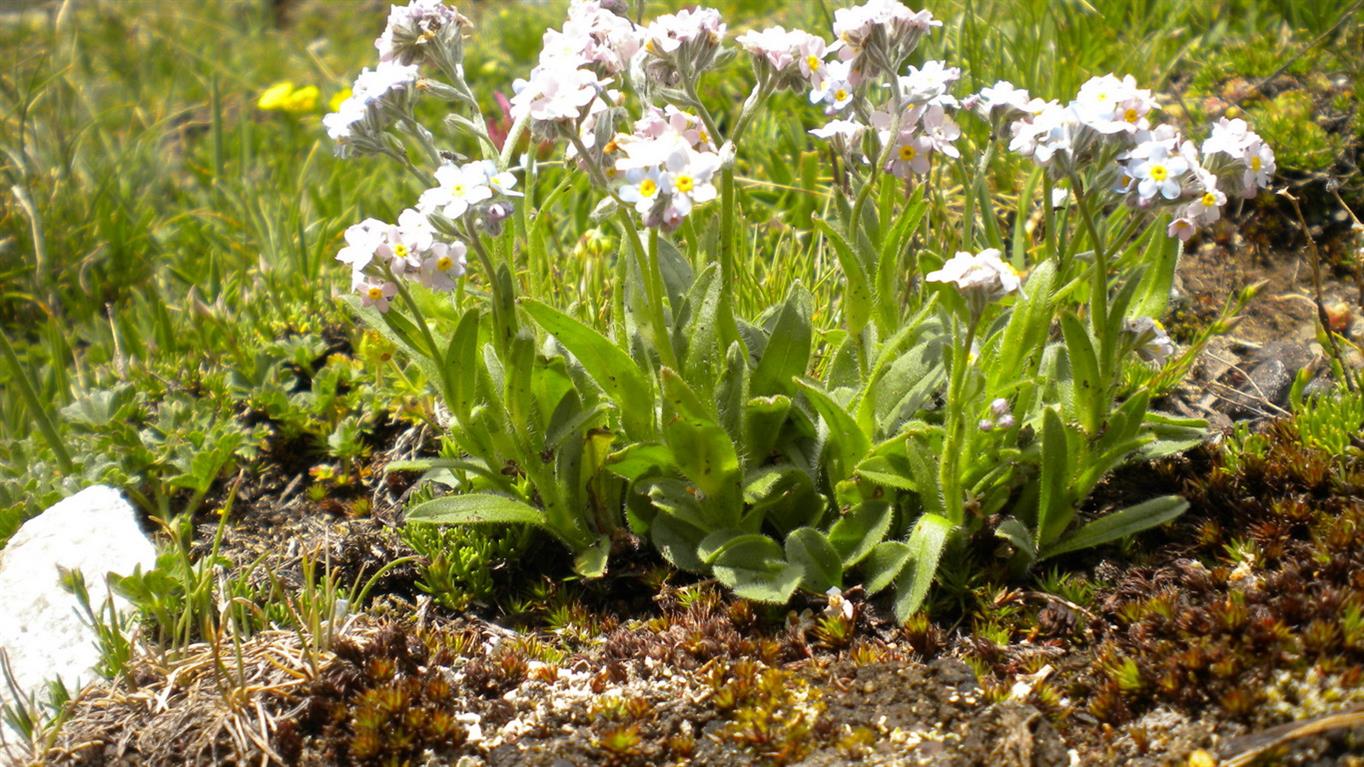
[0,486,156,723]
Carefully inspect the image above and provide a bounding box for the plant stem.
[1067,172,1109,344]
[940,315,979,527]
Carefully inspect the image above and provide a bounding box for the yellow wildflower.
[283,84,319,114]
[257,80,296,111]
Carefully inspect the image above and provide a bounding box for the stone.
[0,486,156,723]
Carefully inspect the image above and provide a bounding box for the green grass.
[0,0,1358,625]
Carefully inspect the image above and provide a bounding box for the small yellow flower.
[1187,749,1217,767]
[329,87,352,113]
[283,84,319,114]
[257,80,296,111]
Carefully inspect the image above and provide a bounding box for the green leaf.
[573,535,612,578]
[661,369,743,524]
[1061,313,1102,435]
[796,378,870,487]
[650,513,707,572]
[743,394,791,464]
[827,501,893,568]
[994,517,1037,566]
[1041,495,1188,560]
[1036,407,1072,548]
[786,527,844,591]
[407,493,550,532]
[713,561,805,603]
[892,513,953,622]
[606,442,676,481]
[861,541,911,595]
[817,219,872,336]
[522,299,654,439]
[681,264,725,390]
[442,308,481,423]
[751,282,812,398]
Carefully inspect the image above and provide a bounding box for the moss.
[1248,90,1344,172]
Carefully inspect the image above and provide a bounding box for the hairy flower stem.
[1068,172,1110,361]
[498,109,532,170]
[567,131,678,370]
[940,315,979,527]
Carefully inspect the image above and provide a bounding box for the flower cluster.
[736,26,832,92]
[335,160,520,311]
[803,1,960,180]
[323,62,420,156]
[926,248,1021,316]
[983,75,1274,242]
[611,108,722,230]
[418,160,521,235]
[637,7,727,89]
[979,398,1015,432]
[832,0,939,83]
[337,211,466,311]
[512,0,639,139]
[375,0,470,71]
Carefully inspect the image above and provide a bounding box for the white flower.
[1201,117,1252,161]
[375,0,467,67]
[511,66,608,134]
[809,59,856,113]
[541,0,642,77]
[1242,140,1275,196]
[1167,217,1195,242]
[919,105,961,158]
[419,162,495,218]
[619,166,667,216]
[833,0,939,78]
[352,62,422,103]
[1131,144,1189,201]
[809,118,866,154]
[336,218,388,273]
[662,146,721,216]
[640,6,726,82]
[1125,317,1175,366]
[1184,169,1226,226]
[417,240,467,292]
[926,248,1021,307]
[357,278,398,312]
[379,209,437,273]
[898,60,959,107]
[1073,73,1153,134]
[737,26,831,90]
[966,80,1043,121]
[1008,102,1076,167]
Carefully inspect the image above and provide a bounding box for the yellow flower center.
[806,55,822,71]
[450,183,466,196]
[436,255,454,272]
[674,175,695,193]
[898,144,917,161]
[638,178,658,198]
[366,286,384,300]
[393,243,409,258]
[1251,156,1262,171]
[1123,107,1140,123]
[834,88,849,102]
[1149,164,1168,182]
[1201,192,1217,207]
[698,129,711,145]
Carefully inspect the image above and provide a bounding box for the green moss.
[1248,90,1344,172]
